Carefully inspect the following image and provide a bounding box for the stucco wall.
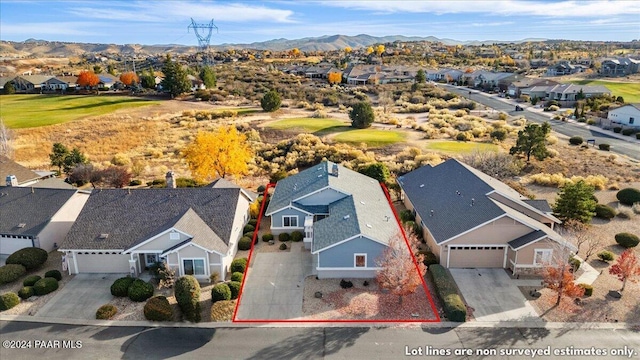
[133,231,190,252]
[270,207,307,229]
[516,238,556,265]
[446,216,532,246]
[38,192,89,252]
[317,236,386,268]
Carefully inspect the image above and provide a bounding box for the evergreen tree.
[161,55,191,98]
[49,143,70,174]
[509,122,551,162]
[199,67,217,89]
[2,81,15,95]
[260,90,281,112]
[553,180,597,223]
[349,101,375,129]
[415,69,426,83]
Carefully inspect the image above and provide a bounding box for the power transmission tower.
[188,18,218,64]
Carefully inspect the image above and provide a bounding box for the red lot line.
[232,182,441,323]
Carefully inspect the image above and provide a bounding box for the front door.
[145,253,159,268]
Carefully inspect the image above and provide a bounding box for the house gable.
[125,228,191,253]
[317,235,386,268]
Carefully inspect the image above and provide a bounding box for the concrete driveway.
[449,268,542,322]
[236,242,312,320]
[35,273,127,319]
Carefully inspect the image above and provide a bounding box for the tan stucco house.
[398,159,574,274]
[58,178,254,280]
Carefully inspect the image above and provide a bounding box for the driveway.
[35,273,127,319]
[236,242,312,320]
[449,268,542,322]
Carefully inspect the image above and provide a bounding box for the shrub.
[291,231,303,242]
[621,128,637,136]
[95,304,117,320]
[568,257,581,272]
[174,276,201,322]
[587,119,596,125]
[490,128,508,141]
[598,143,610,151]
[23,275,42,287]
[211,283,231,303]
[243,224,255,234]
[144,296,173,321]
[18,286,34,299]
[278,233,291,242]
[230,272,244,282]
[578,284,593,297]
[33,277,58,296]
[230,258,248,273]
[429,264,466,322]
[128,279,154,302]
[6,247,48,271]
[279,243,287,250]
[257,185,266,193]
[210,300,235,322]
[110,277,135,297]
[0,292,20,311]
[228,281,241,300]
[350,101,375,129]
[0,264,26,284]
[594,204,616,219]
[44,270,62,281]
[569,136,583,145]
[262,233,274,242]
[399,209,415,223]
[613,126,622,133]
[340,279,354,289]
[597,251,614,262]
[615,233,639,248]
[238,236,252,251]
[418,250,438,267]
[248,219,258,227]
[455,132,472,142]
[616,188,640,206]
[261,89,282,112]
[129,179,142,186]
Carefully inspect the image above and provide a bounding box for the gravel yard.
[301,277,437,321]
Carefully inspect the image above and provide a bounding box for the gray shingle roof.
[0,186,77,237]
[0,156,41,186]
[171,208,227,255]
[523,199,553,213]
[60,188,241,251]
[209,178,257,201]
[508,230,545,249]
[267,161,399,252]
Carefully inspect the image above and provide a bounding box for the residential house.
[97,74,119,89]
[265,161,401,279]
[11,75,54,92]
[546,84,610,102]
[43,75,77,91]
[508,79,559,98]
[545,61,583,76]
[398,159,574,274]
[601,57,640,76]
[0,186,89,255]
[607,104,640,128]
[0,76,15,91]
[473,71,519,91]
[0,155,67,188]
[58,174,255,279]
[529,59,549,69]
[520,85,553,100]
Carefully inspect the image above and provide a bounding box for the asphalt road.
[441,84,639,161]
[1,321,639,360]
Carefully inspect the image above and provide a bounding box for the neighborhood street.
[441,84,640,161]
[1,321,639,359]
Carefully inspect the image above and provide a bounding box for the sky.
[1,0,639,45]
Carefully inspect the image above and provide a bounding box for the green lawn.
[0,95,161,128]
[333,129,406,147]
[425,141,499,154]
[568,80,640,103]
[266,118,348,134]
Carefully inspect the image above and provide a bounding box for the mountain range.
[0,34,549,57]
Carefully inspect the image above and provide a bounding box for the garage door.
[0,237,33,255]
[448,246,505,268]
[74,253,130,273]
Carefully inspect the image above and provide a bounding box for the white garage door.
[448,246,505,268]
[75,253,130,273]
[0,237,33,256]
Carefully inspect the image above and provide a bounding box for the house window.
[354,254,367,268]
[630,117,635,124]
[183,259,205,275]
[282,215,298,227]
[170,232,180,240]
[534,249,553,265]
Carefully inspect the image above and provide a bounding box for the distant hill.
[0,34,548,57]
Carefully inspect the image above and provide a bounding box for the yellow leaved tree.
[376,44,385,56]
[366,46,374,55]
[183,126,252,181]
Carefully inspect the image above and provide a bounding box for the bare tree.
[560,220,601,261]
[0,118,14,158]
[375,228,426,304]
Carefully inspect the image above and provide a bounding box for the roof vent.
[343,215,350,220]
[430,210,434,217]
[98,233,109,239]
[17,223,26,228]
[419,184,425,188]
[318,174,322,178]
[471,198,475,206]
[360,201,365,205]
[456,190,461,196]
[331,163,339,177]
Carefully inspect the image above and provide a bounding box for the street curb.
[1,315,637,330]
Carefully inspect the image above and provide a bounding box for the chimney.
[166,171,176,189]
[331,163,339,177]
[6,175,18,187]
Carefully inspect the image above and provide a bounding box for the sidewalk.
[574,256,600,286]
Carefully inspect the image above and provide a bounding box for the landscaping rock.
[314,291,322,299]
[608,290,622,299]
